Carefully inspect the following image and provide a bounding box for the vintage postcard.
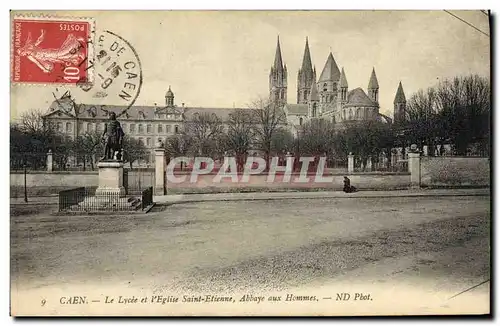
[9,10,491,316]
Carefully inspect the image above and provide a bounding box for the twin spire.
[273,35,285,71]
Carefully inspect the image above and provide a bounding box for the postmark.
[51,29,143,115]
[12,15,95,85]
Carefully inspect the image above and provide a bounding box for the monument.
[95,112,126,196]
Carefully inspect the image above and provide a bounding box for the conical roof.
[394,81,406,104]
[318,52,340,82]
[339,67,348,88]
[309,80,319,101]
[344,88,378,108]
[368,68,379,89]
[301,37,313,74]
[273,35,283,70]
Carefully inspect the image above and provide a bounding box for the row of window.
[55,121,181,135]
[136,137,164,147]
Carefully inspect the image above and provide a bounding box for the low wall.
[420,156,490,187]
[166,172,411,193]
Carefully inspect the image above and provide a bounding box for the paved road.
[11,195,490,315]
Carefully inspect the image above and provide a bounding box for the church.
[269,36,407,132]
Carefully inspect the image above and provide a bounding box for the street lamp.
[23,155,28,203]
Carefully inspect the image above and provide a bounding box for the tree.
[163,133,193,170]
[250,98,287,167]
[297,119,336,156]
[270,128,294,156]
[73,131,103,170]
[222,109,255,171]
[184,112,224,157]
[122,136,148,169]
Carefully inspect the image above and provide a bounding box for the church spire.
[394,81,406,104]
[301,37,313,74]
[368,67,379,103]
[273,35,284,71]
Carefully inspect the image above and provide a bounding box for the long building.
[42,36,407,164]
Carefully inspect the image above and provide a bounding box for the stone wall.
[165,172,411,193]
[420,157,490,187]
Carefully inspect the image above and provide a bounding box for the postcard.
[10,10,491,316]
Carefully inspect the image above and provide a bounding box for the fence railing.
[58,186,154,212]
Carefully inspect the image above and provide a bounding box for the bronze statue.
[101,112,125,161]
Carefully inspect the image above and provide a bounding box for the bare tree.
[19,109,52,134]
[184,112,224,157]
[249,98,287,166]
[164,133,194,170]
[223,109,255,171]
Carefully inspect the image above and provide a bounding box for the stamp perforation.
[11,13,96,87]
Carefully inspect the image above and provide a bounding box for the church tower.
[337,67,348,107]
[269,36,287,108]
[166,85,175,107]
[393,81,407,124]
[317,52,341,110]
[308,79,320,118]
[297,37,315,104]
[368,68,379,103]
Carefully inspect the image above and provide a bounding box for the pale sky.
[10,10,490,120]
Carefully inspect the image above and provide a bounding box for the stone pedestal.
[46,150,53,172]
[96,161,126,196]
[154,147,166,195]
[347,153,354,173]
[408,151,421,189]
[366,156,372,172]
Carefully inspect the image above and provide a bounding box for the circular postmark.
[53,30,143,115]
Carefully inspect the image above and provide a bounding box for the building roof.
[166,86,174,97]
[394,81,406,104]
[344,87,379,108]
[273,35,284,71]
[318,52,341,83]
[309,81,319,101]
[368,68,379,89]
[284,103,308,115]
[300,37,313,74]
[339,67,348,88]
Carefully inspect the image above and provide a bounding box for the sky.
[10,10,490,120]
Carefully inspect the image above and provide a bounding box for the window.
[146,138,151,146]
[122,123,126,132]
[312,103,317,118]
[303,91,307,100]
[57,122,63,132]
[138,137,144,145]
[166,125,171,133]
[158,138,163,145]
[130,124,136,134]
[158,124,163,133]
[147,124,152,133]
[65,122,72,132]
[86,123,90,132]
[299,117,303,126]
[174,125,179,133]
[138,124,144,133]
[96,123,101,132]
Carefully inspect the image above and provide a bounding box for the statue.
[101,112,125,161]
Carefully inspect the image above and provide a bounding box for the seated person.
[343,176,357,193]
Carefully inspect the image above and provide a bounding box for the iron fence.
[58,186,154,212]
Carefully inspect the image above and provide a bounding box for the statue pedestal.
[96,161,126,196]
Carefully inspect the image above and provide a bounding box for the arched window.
[174,125,179,133]
[312,103,317,117]
[138,124,144,133]
[299,117,303,125]
[303,91,308,100]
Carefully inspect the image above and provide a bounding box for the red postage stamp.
[12,16,94,84]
